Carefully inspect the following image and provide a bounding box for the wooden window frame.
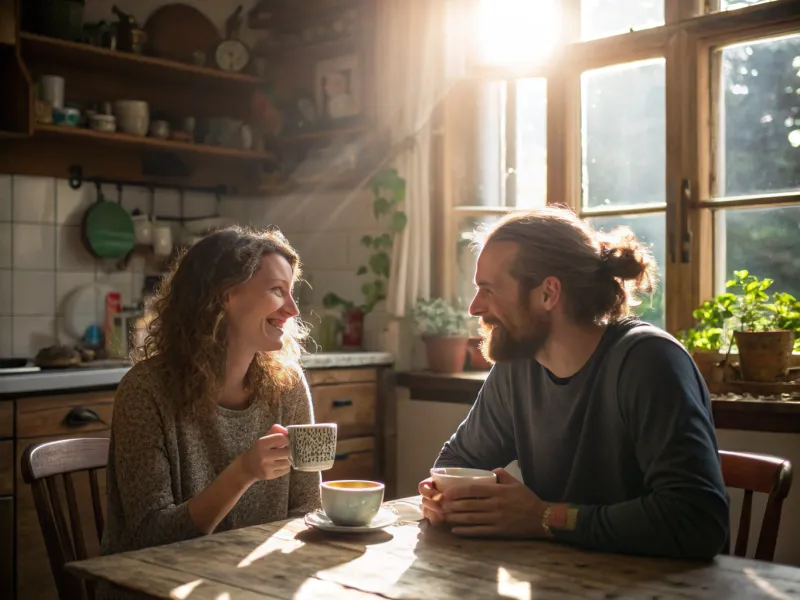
[438,0,800,334]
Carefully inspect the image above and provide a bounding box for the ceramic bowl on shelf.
[89,114,116,133]
[113,100,149,136]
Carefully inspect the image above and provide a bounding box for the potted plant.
[322,168,407,349]
[680,270,800,382]
[411,297,469,373]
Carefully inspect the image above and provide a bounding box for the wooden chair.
[719,449,793,562]
[21,437,110,600]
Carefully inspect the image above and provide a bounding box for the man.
[419,207,729,560]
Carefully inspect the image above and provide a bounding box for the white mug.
[153,224,172,257]
[40,75,65,109]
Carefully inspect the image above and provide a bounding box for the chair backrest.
[21,437,110,600]
[719,449,793,562]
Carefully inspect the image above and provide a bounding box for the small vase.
[423,336,469,373]
[341,308,364,350]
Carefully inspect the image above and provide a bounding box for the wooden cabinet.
[4,390,114,600]
[311,368,381,484]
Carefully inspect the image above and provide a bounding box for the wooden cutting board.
[144,4,221,64]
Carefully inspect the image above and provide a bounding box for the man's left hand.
[440,468,550,538]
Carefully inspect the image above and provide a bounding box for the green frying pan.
[81,186,135,259]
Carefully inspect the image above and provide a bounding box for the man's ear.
[541,276,561,310]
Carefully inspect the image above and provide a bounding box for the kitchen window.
[438,0,800,334]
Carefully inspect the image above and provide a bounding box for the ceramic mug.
[321,480,384,526]
[430,467,497,494]
[287,423,337,472]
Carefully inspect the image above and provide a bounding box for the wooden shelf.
[34,124,276,161]
[20,33,264,88]
[248,0,360,31]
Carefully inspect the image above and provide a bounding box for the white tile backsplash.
[0,317,11,355]
[13,316,56,357]
[13,223,55,269]
[0,175,11,222]
[0,270,10,316]
[292,232,349,270]
[12,270,55,316]
[154,189,181,218]
[348,230,382,268]
[96,271,134,307]
[13,175,55,223]
[122,185,152,215]
[0,223,10,268]
[185,192,219,218]
[56,225,97,271]
[56,179,94,226]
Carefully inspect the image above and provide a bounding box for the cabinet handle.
[332,398,353,408]
[335,453,350,461]
[63,406,101,428]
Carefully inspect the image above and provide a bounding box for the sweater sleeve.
[286,374,322,518]
[554,338,730,560]
[109,372,204,548]
[434,365,517,470]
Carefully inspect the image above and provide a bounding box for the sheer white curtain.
[374,0,469,318]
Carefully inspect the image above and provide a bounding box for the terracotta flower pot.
[467,336,492,371]
[423,336,468,373]
[733,330,795,382]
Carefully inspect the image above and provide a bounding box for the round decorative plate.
[304,507,397,533]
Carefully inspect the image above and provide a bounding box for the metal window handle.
[332,398,353,408]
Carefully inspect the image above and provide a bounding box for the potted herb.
[411,298,469,373]
[322,168,407,348]
[681,270,800,382]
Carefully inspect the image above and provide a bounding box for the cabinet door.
[0,496,13,600]
[16,431,109,600]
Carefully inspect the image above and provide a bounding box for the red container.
[341,308,364,349]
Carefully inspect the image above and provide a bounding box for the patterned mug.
[287,423,338,472]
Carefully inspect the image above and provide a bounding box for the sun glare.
[476,0,560,65]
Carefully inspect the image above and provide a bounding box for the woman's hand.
[236,424,291,484]
[419,477,445,526]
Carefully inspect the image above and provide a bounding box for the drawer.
[0,497,12,600]
[0,441,11,495]
[0,402,12,439]
[312,382,376,437]
[308,368,376,386]
[16,391,114,439]
[324,437,376,482]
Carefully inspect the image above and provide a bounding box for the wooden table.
[67,497,800,599]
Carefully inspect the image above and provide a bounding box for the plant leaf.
[361,235,373,247]
[356,266,367,276]
[369,251,391,278]
[391,211,408,233]
[373,197,390,219]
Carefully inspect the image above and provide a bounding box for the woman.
[101,226,321,557]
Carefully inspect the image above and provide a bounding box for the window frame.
[438,0,800,334]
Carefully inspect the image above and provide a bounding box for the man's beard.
[478,307,551,363]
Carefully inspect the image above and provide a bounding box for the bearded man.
[418,207,729,560]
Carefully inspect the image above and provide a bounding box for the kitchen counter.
[0,352,394,397]
[396,370,800,434]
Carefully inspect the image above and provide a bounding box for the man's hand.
[418,477,445,526]
[440,468,550,538]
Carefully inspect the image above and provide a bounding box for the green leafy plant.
[679,270,800,352]
[411,298,469,337]
[322,169,407,314]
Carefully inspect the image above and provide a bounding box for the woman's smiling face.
[225,253,299,353]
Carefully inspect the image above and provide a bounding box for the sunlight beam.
[475,0,560,66]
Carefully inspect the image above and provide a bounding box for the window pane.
[581,0,663,40]
[715,206,800,297]
[586,213,666,328]
[581,59,666,209]
[476,0,560,65]
[456,82,506,207]
[514,78,547,208]
[720,0,775,10]
[456,216,499,306]
[716,33,800,197]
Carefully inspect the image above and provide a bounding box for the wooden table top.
[67,497,800,599]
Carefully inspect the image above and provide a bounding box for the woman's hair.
[135,225,306,410]
[477,206,658,325]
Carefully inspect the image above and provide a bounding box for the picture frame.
[314,53,362,122]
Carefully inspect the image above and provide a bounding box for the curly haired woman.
[101,226,321,556]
